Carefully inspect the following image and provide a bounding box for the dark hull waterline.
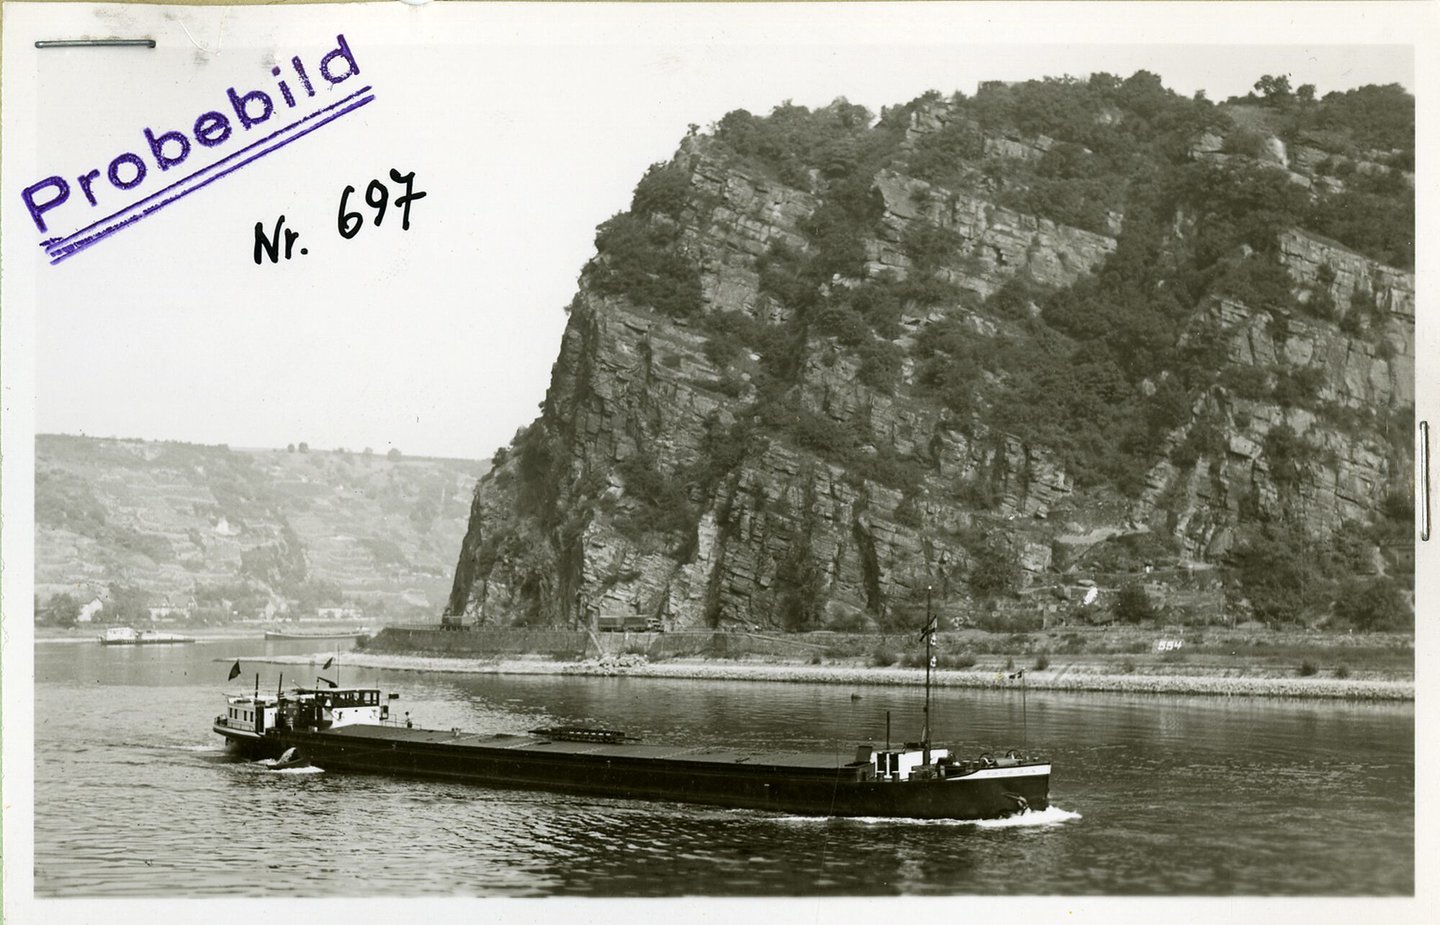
[218,723,1050,820]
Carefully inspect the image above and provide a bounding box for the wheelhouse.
[215,695,279,737]
[282,687,389,731]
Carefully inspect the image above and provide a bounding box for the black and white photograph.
[0,1,1431,918]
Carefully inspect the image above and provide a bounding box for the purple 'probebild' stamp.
[22,34,374,264]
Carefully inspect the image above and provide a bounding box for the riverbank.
[33,625,374,644]
[237,650,1414,701]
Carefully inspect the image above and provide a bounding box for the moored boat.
[98,626,195,646]
[263,628,370,641]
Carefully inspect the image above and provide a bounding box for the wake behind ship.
[213,682,1051,820]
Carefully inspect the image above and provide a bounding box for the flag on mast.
[227,660,241,681]
[322,656,334,670]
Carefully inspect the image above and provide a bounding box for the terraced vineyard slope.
[36,434,485,624]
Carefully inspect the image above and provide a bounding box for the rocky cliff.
[448,77,1414,632]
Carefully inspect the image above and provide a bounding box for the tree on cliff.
[967,545,1021,598]
[775,549,823,632]
[1253,74,1293,102]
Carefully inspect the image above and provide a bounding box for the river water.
[31,638,1412,897]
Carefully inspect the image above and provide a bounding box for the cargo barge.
[263,629,370,641]
[216,598,1048,819]
[213,685,1050,819]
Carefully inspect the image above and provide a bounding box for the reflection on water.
[32,639,1413,896]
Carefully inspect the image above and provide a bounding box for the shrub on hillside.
[1113,582,1159,623]
[1220,364,1271,401]
[901,221,964,273]
[587,213,702,318]
[1272,366,1326,408]
[1332,576,1412,632]
[614,455,692,539]
[967,543,1022,597]
[1262,424,1312,485]
[857,340,904,393]
[630,162,693,219]
[1226,529,1323,624]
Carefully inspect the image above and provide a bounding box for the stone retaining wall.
[368,627,834,660]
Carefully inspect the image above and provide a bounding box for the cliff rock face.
[448,88,1413,631]
[868,169,1117,293]
[1134,227,1414,560]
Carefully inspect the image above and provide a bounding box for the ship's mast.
[922,584,935,766]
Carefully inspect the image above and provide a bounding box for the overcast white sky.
[5,3,1423,461]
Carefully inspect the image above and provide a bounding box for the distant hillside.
[35,435,486,623]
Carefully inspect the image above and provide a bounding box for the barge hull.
[260,726,1049,820]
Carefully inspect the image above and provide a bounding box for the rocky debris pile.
[567,653,651,676]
